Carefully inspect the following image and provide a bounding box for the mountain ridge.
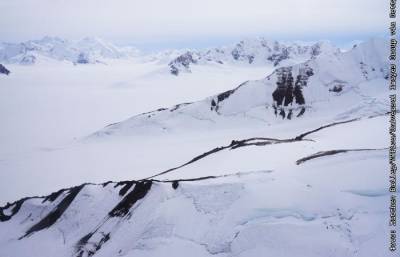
[0,36,140,65]
[168,38,341,75]
[91,38,389,138]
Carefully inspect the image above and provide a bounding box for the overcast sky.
[0,0,388,49]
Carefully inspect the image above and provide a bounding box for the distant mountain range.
[0,37,340,72]
[0,37,139,65]
[167,39,340,75]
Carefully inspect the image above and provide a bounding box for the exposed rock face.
[108,181,152,217]
[22,185,84,238]
[267,47,289,66]
[329,85,343,93]
[20,55,36,65]
[168,52,198,75]
[230,41,256,64]
[0,198,24,221]
[76,52,90,64]
[272,65,314,119]
[310,43,322,57]
[210,88,237,113]
[0,64,10,75]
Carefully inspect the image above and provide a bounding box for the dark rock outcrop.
[329,85,343,93]
[108,181,152,217]
[169,52,197,75]
[114,181,135,196]
[296,148,384,165]
[0,64,10,75]
[210,81,248,113]
[0,198,26,222]
[19,55,36,65]
[77,53,90,64]
[272,65,313,119]
[22,185,84,238]
[267,47,289,66]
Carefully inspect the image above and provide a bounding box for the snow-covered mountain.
[0,37,340,72]
[92,38,389,137]
[0,37,140,65]
[168,38,340,75]
[0,37,393,257]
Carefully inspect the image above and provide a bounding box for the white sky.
[0,0,388,48]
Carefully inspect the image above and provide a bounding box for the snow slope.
[0,115,396,257]
[0,57,276,204]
